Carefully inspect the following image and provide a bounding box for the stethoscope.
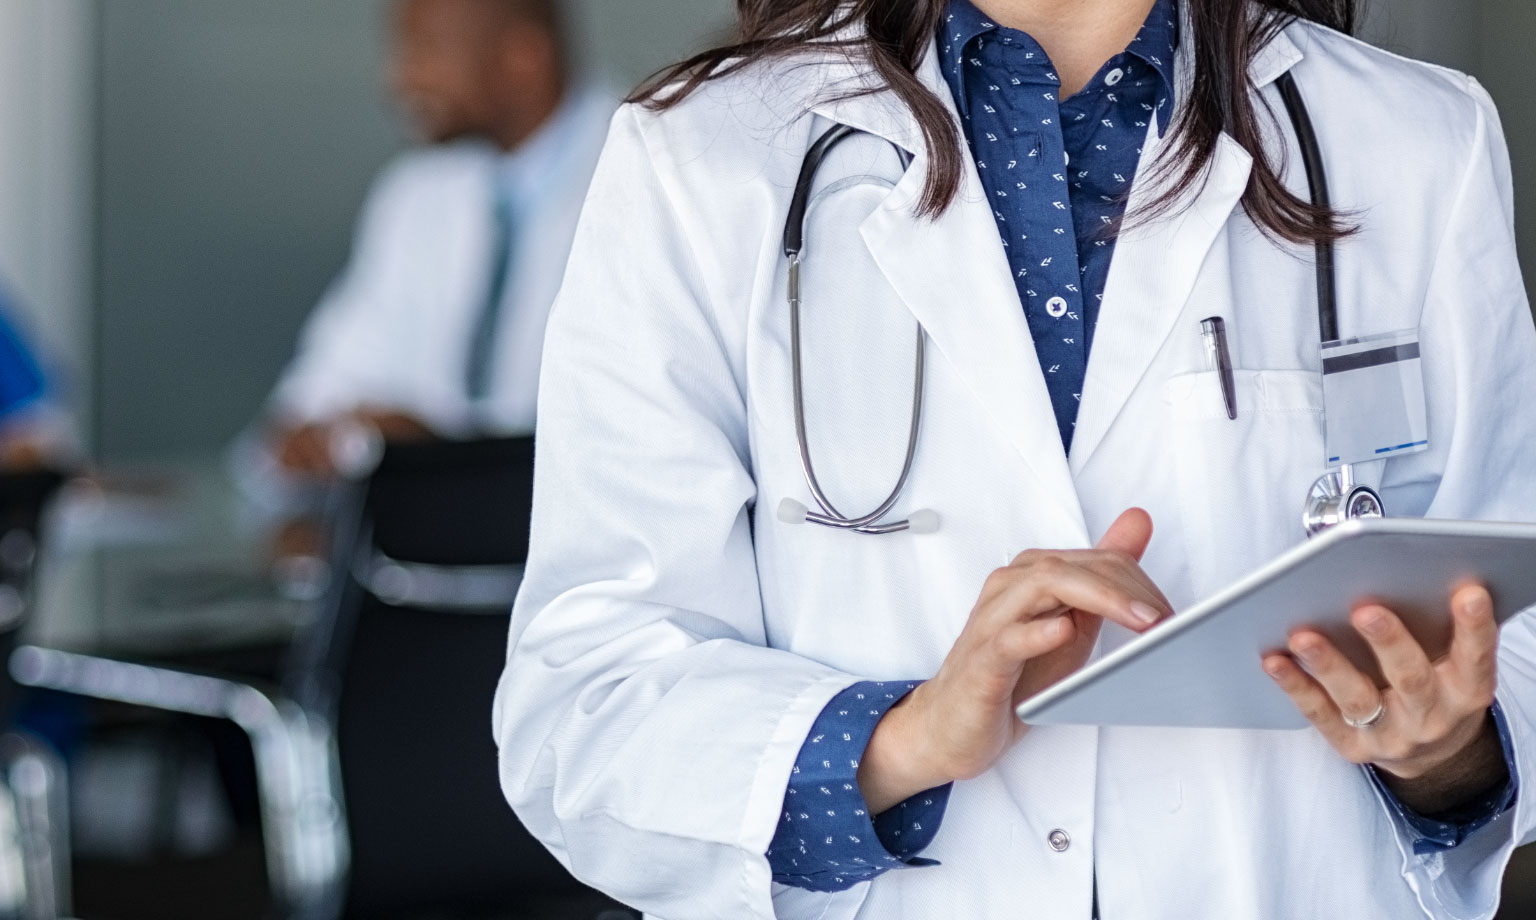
[777,72,1384,539]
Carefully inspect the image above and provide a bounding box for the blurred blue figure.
[0,284,65,468]
[0,303,45,412]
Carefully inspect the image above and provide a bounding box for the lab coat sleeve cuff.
[766,681,952,892]
[1363,702,1519,855]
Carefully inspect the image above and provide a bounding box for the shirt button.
[1105,67,1125,86]
[1045,296,1069,318]
[1048,829,1071,852]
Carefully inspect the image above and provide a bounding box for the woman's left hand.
[1262,584,1503,797]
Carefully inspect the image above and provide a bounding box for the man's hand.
[1263,584,1508,815]
[272,423,336,477]
[856,509,1171,814]
[271,409,435,477]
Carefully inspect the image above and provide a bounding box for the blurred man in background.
[248,0,611,483]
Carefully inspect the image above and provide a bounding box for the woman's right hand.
[856,509,1170,813]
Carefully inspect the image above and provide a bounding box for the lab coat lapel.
[1068,25,1303,473]
[1067,129,1254,473]
[819,48,1088,534]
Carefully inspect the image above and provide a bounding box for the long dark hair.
[630,0,1357,244]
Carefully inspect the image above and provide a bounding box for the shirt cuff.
[1364,701,1520,855]
[766,680,953,892]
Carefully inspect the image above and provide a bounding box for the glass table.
[27,458,315,663]
[13,457,346,920]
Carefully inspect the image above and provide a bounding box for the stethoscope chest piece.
[1302,465,1385,537]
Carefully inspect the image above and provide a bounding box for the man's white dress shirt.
[269,85,614,437]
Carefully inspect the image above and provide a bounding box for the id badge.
[1321,329,1430,468]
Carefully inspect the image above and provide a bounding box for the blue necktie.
[465,175,518,402]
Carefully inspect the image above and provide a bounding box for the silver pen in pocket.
[1200,317,1238,420]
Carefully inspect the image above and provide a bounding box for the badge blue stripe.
[1374,440,1430,455]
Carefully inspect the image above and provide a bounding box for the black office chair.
[285,437,632,920]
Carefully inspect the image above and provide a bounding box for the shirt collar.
[1127,0,1179,117]
[495,84,601,210]
[938,0,1180,129]
[937,0,1008,120]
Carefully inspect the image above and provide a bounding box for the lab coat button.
[1105,67,1125,86]
[1048,829,1071,852]
[1046,296,1069,318]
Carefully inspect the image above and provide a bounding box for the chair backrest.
[286,438,597,918]
[361,436,536,566]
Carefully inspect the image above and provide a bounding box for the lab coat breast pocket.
[1163,369,1324,591]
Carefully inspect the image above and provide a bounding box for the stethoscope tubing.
[789,248,927,534]
[785,128,924,534]
[1276,71,1341,343]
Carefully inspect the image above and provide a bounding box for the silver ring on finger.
[1343,700,1387,730]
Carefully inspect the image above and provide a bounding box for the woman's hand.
[1263,584,1508,814]
[857,509,1171,814]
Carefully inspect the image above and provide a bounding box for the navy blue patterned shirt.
[941,0,1177,453]
[764,681,951,891]
[1366,701,1519,855]
[766,0,1517,893]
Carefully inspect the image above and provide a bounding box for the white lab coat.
[493,18,1536,920]
[268,86,614,437]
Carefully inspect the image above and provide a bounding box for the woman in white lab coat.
[493,0,1536,917]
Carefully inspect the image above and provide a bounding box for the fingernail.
[1129,601,1162,626]
[1358,610,1389,638]
[1264,660,1287,679]
[1295,642,1322,666]
[1461,591,1493,619]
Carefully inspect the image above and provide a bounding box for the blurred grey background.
[0,0,734,459]
[0,0,1529,460]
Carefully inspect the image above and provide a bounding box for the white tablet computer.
[1014,518,1536,730]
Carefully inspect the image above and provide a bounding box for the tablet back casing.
[1015,518,1536,730]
